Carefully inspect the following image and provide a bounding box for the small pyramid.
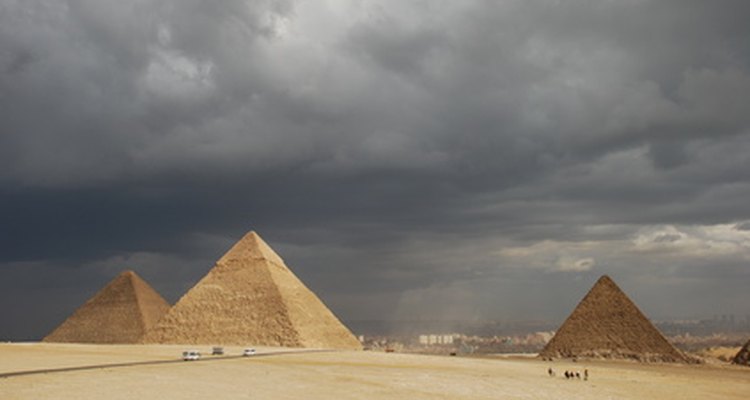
[141,231,361,349]
[732,339,750,366]
[44,270,171,344]
[539,275,687,362]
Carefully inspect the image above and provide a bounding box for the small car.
[242,348,256,357]
[182,350,201,361]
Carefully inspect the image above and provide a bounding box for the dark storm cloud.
[2,0,750,339]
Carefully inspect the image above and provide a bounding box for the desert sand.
[1,343,748,400]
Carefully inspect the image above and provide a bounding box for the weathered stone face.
[141,231,361,349]
[44,270,170,344]
[539,275,688,363]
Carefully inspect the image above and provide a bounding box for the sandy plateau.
[1,343,748,400]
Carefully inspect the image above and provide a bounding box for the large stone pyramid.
[141,231,361,349]
[732,339,750,366]
[44,270,171,344]
[539,275,687,362]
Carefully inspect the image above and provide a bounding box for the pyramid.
[732,339,750,366]
[43,270,171,344]
[539,275,688,363]
[141,231,361,349]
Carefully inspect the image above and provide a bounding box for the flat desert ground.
[1,343,748,399]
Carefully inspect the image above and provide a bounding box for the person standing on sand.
[584,369,588,381]
[548,367,554,377]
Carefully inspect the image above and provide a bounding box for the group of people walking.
[547,367,588,380]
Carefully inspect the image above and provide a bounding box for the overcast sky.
[2,0,750,340]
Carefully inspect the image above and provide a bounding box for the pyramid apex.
[120,270,137,278]
[238,230,266,244]
[241,231,268,245]
[590,275,622,290]
[115,270,146,286]
[217,230,284,266]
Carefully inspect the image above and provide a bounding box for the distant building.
[418,334,456,345]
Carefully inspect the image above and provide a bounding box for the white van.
[242,348,256,357]
[182,350,201,361]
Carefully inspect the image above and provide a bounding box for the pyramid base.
[539,349,699,364]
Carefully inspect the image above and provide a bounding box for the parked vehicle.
[242,348,256,357]
[182,350,201,361]
[212,347,224,356]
